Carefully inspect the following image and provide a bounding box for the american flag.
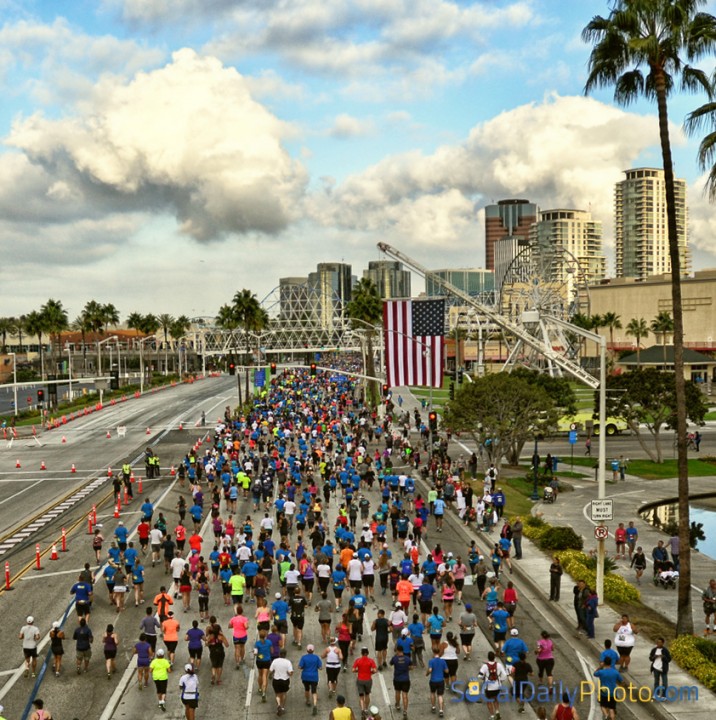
[383,298,445,388]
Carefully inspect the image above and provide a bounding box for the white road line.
[245,667,256,708]
[21,566,90,580]
[98,658,138,720]
[576,651,599,720]
[0,478,45,506]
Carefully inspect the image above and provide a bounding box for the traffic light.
[270,363,277,374]
[382,384,389,397]
[310,363,316,376]
[457,368,464,384]
[110,369,119,390]
[37,389,44,404]
[228,363,236,376]
[449,382,455,400]
[428,411,438,432]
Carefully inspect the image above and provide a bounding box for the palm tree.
[346,278,382,408]
[170,316,191,373]
[232,289,266,359]
[126,312,145,339]
[0,317,14,353]
[82,300,105,375]
[625,317,649,367]
[100,303,120,334]
[14,314,27,353]
[651,311,675,366]
[157,314,174,375]
[71,314,93,373]
[24,310,47,379]
[216,304,240,368]
[583,0,716,634]
[601,311,622,356]
[40,298,69,372]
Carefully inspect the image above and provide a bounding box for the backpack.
[486,661,498,682]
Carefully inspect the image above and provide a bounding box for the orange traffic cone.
[114,499,120,518]
[137,476,143,493]
[179,422,183,431]
[71,464,77,473]
[106,430,111,439]
[40,460,46,470]
[15,459,21,468]
[146,427,151,435]
[130,471,135,483]
[50,544,58,561]
[107,466,113,477]
[170,465,176,476]
[123,487,129,505]
[61,436,67,444]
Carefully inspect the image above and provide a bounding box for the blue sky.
[2,0,716,320]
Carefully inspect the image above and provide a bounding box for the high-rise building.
[426,269,494,298]
[308,262,353,329]
[494,236,529,295]
[530,209,606,284]
[363,260,411,299]
[279,277,311,322]
[615,168,690,279]
[484,199,538,270]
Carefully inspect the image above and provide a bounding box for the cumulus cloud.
[327,114,375,139]
[305,94,667,253]
[6,49,308,241]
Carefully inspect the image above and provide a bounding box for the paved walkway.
[393,386,716,717]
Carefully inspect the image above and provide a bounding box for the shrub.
[671,636,716,692]
[583,555,618,574]
[556,551,640,603]
[539,526,584,551]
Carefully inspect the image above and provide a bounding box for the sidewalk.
[393,386,715,716]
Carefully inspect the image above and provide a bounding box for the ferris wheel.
[499,243,590,375]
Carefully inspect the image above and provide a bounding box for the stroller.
[654,560,679,589]
[543,486,555,504]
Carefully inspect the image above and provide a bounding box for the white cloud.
[6,49,307,241]
[327,113,375,139]
[305,94,665,254]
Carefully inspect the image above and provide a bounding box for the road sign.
[568,430,578,445]
[254,369,266,388]
[590,499,613,522]
[594,525,609,540]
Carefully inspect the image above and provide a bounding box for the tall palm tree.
[40,298,69,372]
[232,289,266,359]
[24,310,47,379]
[216,304,240,367]
[101,303,120,334]
[14,314,27,353]
[583,0,716,634]
[71,314,93,373]
[346,278,382,408]
[601,311,622,356]
[82,300,105,375]
[651,311,675,366]
[0,317,14,353]
[625,317,649,367]
[170,316,192,374]
[126,312,145,338]
[157,314,174,375]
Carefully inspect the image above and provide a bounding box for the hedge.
[520,515,583,551]
[556,549,640,604]
[670,635,716,692]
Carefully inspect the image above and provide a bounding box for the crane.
[377,241,600,389]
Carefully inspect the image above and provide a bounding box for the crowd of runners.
[17,366,704,720]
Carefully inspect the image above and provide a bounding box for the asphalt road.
[0,378,665,720]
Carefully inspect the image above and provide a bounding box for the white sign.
[594,525,609,540]
[590,499,613,522]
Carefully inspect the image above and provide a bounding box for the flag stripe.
[383,299,444,388]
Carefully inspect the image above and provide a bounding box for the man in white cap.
[150,648,172,710]
[502,628,529,671]
[179,663,199,720]
[298,644,323,715]
[19,616,40,678]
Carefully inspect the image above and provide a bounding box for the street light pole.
[9,352,17,416]
[66,347,72,402]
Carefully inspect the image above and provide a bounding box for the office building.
[363,260,411,299]
[426,268,494,298]
[615,168,690,279]
[308,262,353,329]
[484,198,538,270]
[279,277,312,322]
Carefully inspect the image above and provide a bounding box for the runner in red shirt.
[137,520,151,555]
[352,647,377,715]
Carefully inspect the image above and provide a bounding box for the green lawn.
[563,455,716,479]
[464,476,535,517]
[705,410,716,421]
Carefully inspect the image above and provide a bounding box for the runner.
[206,620,229,685]
[19,616,41,678]
[269,649,294,716]
[49,622,65,677]
[150,648,172,711]
[179,664,199,720]
[352,647,377,716]
[612,614,638,672]
[254,628,274,701]
[185,621,205,671]
[513,652,534,714]
[228,606,249,667]
[161,611,180,665]
[478,650,508,720]
[329,695,357,720]
[536,630,555,690]
[103,624,119,678]
[458,603,477,660]
[322,638,343,696]
[390,644,413,719]
[134,633,153,689]
[73,618,93,674]
[299,644,323,715]
[29,699,52,720]
[426,647,448,718]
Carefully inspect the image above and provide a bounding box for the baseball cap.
[275,592,282,599]
[395,601,402,608]
[369,707,380,716]
[185,663,194,672]
[401,628,409,636]
[307,644,315,652]
[361,647,369,653]
[383,543,388,548]
[26,616,34,624]
[511,629,519,636]
[157,649,165,656]
[52,621,60,629]
[118,521,123,525]
[447,552,453,557]
[465,604,472,611]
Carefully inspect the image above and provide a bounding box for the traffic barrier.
[50,544,58,561]
[34,544,42,570]
[40,460,46,470]
[71,464,76,473]
[5,561,12,591]
[61,528,67,552]
[130,472,135,483]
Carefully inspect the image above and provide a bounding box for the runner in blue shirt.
[426,650,448,717]
[433,498,445,532]
[298,646,323,714]
[427,609,445,652]
[489,601,510,653]
[594,657,623,719]
[132,562,145,606]
[391,644,413,717]
[114,523,128,551]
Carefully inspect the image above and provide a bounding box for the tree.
[24,310,47,379]
[126,312,145,338]
[625,317,649,367]
[345,278,383,408]
[216,304,241,366]
[231,289,267,358]
[511,367,578,416]
[14,315,26,353]
[157,314,174,376]
[100,303,120,334]
[651,311,675,365]
[603,368,706,463]
[170,316,191,374]
[583,0,716,634]
[141,314,161,335]
[601,311,622,356]
[443,374,559,468]
[0,317,14,353]
[71,314,93,372]
[40,298,68,372]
